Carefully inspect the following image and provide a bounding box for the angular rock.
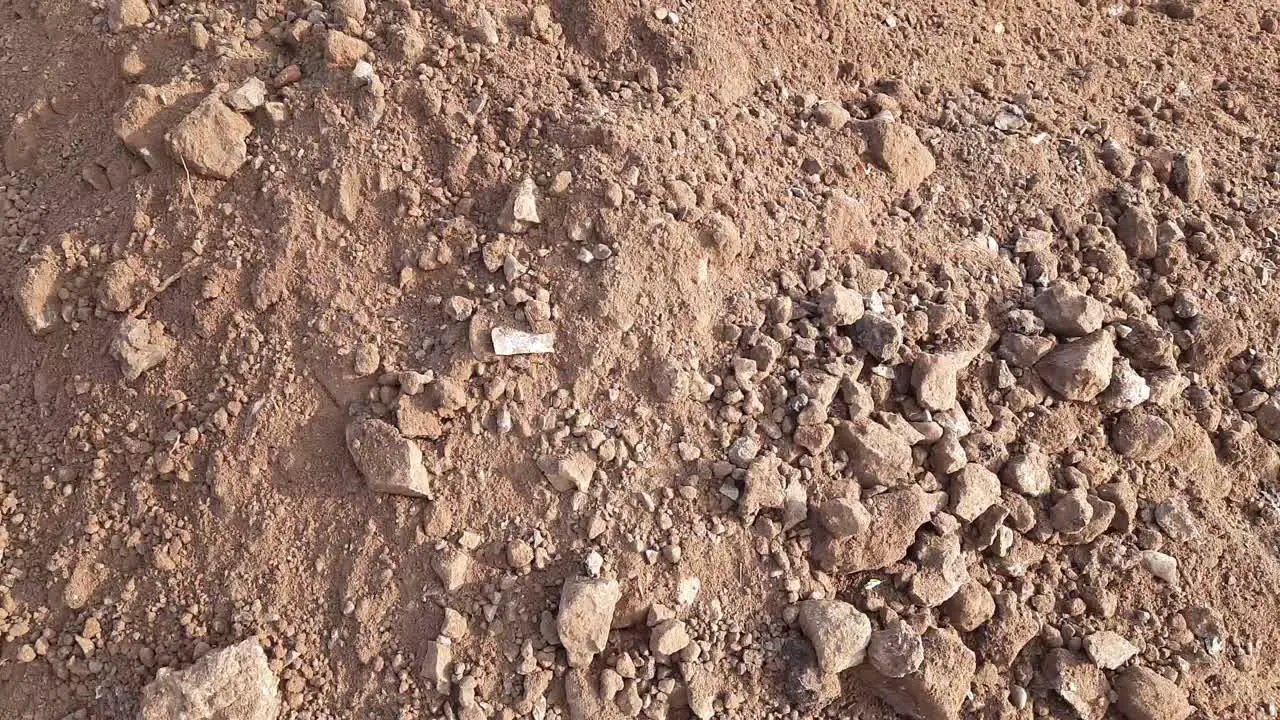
[1114,666,1193,720]
[1169,149,1205,203]
[13,251,61,335]
[1117,204,1158,260]
[1034,281,1106,337]
[817,496,870,538]
[537,451,595,493]
[1255,397,1280,442]
[1000,448,1052,496]
[498,177,541,233]
[853,313,903,361]
[323,30,369,66]
[814,485,934,574]
[911,352,970,412]
[1043,649,1111,720]
[649,619,691,656]
[556,578,621,667]
[942,580,994,632]
[835,419,913,487]
[867,619,923,678]
[421,639,452,683]
[139,638,279,720]
[797,599,871,674]
[431,546,470,591]
[167,96,252,180]
[108,0,151,32]
[858,627,975,720]
[864,120,936,192]
[949,465,1001,522]
[1035,330,1115,401]
[782,635,840,713]
[1084,630,1138,670]
[344,418,432,497]
[1049,489,1093,534]
[909,532,968,607]
[112,318,175,381]
[739,455,785,519]
[819,284,863,326]
[224,78,267,113]
[395,395,444,440]
[1154,498,1199,541]
[979,600,1040,669]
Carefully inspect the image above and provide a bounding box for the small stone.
[1154,499,1199,541]
[1117,204,1158,260]
[739,455,785,520]
[344,418,432,497]
[863,120,936,192]
[726,436,760,467]
[112,318,175,381]
[13,251,62,335]
[492,327,554,355]
[1169,149,1205,203]
[537,451,595,493]
[797,599,871,674]
[432,547,470,591]
[440,608,468,639]
[949,465,1001,522]
[557,578,622,667]
[853,313,903,361]
[224,78,267,113]
[1084,631,1138,670]
[1043,649,1111,720]
[324,30,369,66]
[1035,330,1116,401]
[498,177,541,233]
[1140,550,1178,585]
[352,342,380,376]
[1001,448,1052,496]
[1110,412,1174,461]
[867,620,923,678]
[422,640,452,683]
[139,639,279,720]
[1050,489,1094,534]
[167,96,252,180]
[813,100,851,130]
[909,532,968,607]
[941,580,995,632]
[1034,281,1106,337]
[1113,666,1193,720]
[331,0,367,27]
[911,352,972,412]
[819,284,863,326]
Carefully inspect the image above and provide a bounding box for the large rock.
[13,251,61,335]
[797,599,871,674]
[835,419,913,487]
[1035,330,1115,401]
[112,318,175,381]
[858,627,975,720]
[167,96,253,180]
[814,485,934,574]
[1113,666,1193,720]
[908,532,968,607]
[140,638,280,720]
[556,578,621,667]
[911,352,972,412]
[1110,411,1175,460]
[344,419,432,497]
[1034,281,1106,337]
[864,120,936,192]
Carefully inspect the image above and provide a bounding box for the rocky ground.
[3,0,1280,718]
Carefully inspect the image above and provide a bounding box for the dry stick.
[180,155,203,222]
[127,257,202,319]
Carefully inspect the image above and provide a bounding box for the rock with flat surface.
[949,464,1001,522]
[537,451,595,493]
[140,638,280,720]
[797,599,871,674]
[167,96,252,180]
[909,532,968,607]
[835,419,913,487]
[814,484,934,574]
[911,352,971,412]
[1034,281,1106,337]
[1035,330,1115,401]
[344,419,432,497]
[113,318,175,381]
[1085,630,1138,670]
[498,177,541,233]
[858,627,974,720]
[556,578,621,667]
[1110,411,1174,460]
[1113,666,1193,720]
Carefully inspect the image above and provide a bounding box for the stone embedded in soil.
[108,0,150,32]
[1113,666,1193,720]
[556,577,621,667]
[224,77,267,112]
[863,120,936,192]
[815,484,934,573]
[344,418,432,497]
[796,599,871,674]
[817,496,870,538]
[492,326,555,355]
[112,318,176,381]
[139,638,279,720]
[13,251,61,335]
[1169,149,1205,202]
[98,258,144,312]
[1154,498,1199,540]
[1140,550,1179,585]
[739,455,786,519]
[1034,280,1106,337]
[1043,649,1111,720]
[911,352,971,412]
[1117,203,1158,260]
[324,30,369,66]
[858,627,974,720]
[1110,411,1175,460]
[1000,448,1051,496]
[949,464,1001,522]
[978,599,1041,669]
[835,419,913,487]
[421,640,451,684]
[1035,330,1116,401]
[167,95,253,180]
[1050,488,1093,534]
[1084,630,1138,670]
[649,618,691,656]
[498,177,541,233]
[909,532,968,607]
[867,620,923,678]
[941,580,995,632]
[537,451,596,493]
[782,634,840,712]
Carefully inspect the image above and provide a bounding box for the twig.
[127,257,202,319]
[179,156,202,222]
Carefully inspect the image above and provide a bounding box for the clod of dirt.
[941,580,995,632]
[835,419,913,486]
[1035,330,1116,401]
[112,317,176,381]
[344,418,432,497]
[323,30,369,66]
[12,250,61,335]
[139,638,279,720]
[537,451,596,493]
[556,577,621,667]
[167,95,253,180]
[1110,411,1175,460]
[1113,666,1193,720]
[796,598,871,674]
